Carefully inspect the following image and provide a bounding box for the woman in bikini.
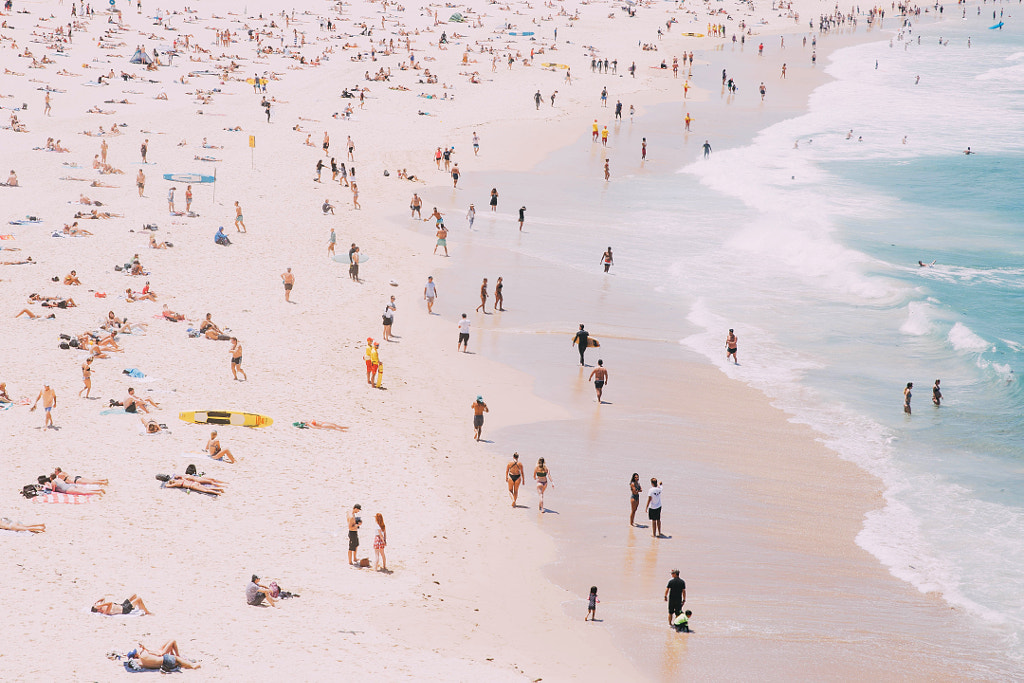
[505,452,524,507]
[92,594,153,615]
[205,430,236,463]
[1,518,45,533]
[534,457,553,512]
[629,472,642,526]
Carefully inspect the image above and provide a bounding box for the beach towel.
[123,368,146,378]
[0,403,12,410]
[100,408,127,415]
[32,493,96,504]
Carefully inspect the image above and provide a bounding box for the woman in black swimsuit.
[505,452,523,507]
[489,187,498,212]
[629,473,642,526]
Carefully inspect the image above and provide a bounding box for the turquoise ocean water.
[464,9,1024,666]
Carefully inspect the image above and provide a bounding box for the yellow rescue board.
[178,410,273,428]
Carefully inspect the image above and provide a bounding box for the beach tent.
[449,12,465,22]
[129,48,153,65]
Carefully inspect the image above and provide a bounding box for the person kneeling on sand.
[246,574,277,607]
[120,641,200,672]
[92,594,153,615]
[206,430,236,463]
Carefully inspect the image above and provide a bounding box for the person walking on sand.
[471,395,488,440]
[373,513,387,571]
[494,276,505,311]
[230,338,247,381]
[646,478,663,537]
[411,193,422,218]
[347,504,363,566]
[451,163,460,188]
[572,324,590,366]
[904,382,913,415]
[629,473,642,526]
[604,159,610,181]
[424,276,438,313]
[327,228,337,256]
[44,91,52,116]
[234,201,246,232]
[589,359,608,403]
[167,187,175,213]
[140,139,148,163]
[466,203,476,229]
[642,138,647,160]
[31,384,57,428]
[932,379,942,406]
[79,357,93,398]
[726,329,738,364]
[434,224,448,256]
[585,586,599,622]
[458,313,471,352]
[281,267,295,302]
[518,206,526,231]
[506,452,524,506]
[101,139,108,164]
[665,569,686,625]
[601,247,614,273]
[489,188,498,212]
[534,457,552,511]
[476,278,488,313]
[136,168,146,197]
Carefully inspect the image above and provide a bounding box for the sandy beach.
[1,0,1021,679]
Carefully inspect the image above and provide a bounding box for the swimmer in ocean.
[932,379,942,406]
[918,260,936,267]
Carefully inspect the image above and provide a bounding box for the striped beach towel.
[31,493,96,504]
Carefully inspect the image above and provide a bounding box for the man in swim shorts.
[31,384,57,428]
[726,329,738,364]
[281,267,295,302]
[458,313,470,352]
[471,396,489,441]
[230,338,247,381]
[588,359,609,403]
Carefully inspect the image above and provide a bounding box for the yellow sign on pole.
[248,135,255,148]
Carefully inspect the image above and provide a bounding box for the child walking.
[585,586,599,621]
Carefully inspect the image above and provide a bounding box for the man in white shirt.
[646,478,663,538]
[458,313,470,353]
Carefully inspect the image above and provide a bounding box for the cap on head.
[476,395,483,402]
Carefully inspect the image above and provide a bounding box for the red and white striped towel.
[31,493,96,504]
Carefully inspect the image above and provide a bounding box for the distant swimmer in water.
[932,379,942,406]
[904,382,913,415]
[918,260,936,267]
[964,147,974,155]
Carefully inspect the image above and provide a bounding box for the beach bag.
[59,342,69,350]
[359,558,371,568]
[185,464,198,476]
[68,338,79,348]
[21,484,42,499]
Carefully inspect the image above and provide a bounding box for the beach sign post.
[249,135,255,170]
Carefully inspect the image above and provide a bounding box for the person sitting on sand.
[64,223,93,236]
[214,226,231,246]
[63,270,82,285]
[122,641,200,672]
[0,382,11,403]
[6,170,18,186]
[246,574,277,607]
[292,420,349,431]
[148,235,170,249]
[92,594,153,616]
[322,199,335,215]
[161,305,185,322]
[53,468,108,486]
[1,517,45,533]
[126,287,156,302]
[123,388,157,414]
[206,430,236,463]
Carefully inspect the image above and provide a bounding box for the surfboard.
[508,31,535,36]
[332,253,370,264]
[162,173,215,183]
[541,62,570,69]
[178,411,273,428]
[680,33,706,37]
[246,77,268,85]
[989,22,1004,29]
[572,335,600,348]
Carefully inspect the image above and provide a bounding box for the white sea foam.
[948,321,992,353]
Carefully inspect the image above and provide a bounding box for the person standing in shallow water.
[932,379,942,406]
[904,382,913,414]
[726,329,738,364]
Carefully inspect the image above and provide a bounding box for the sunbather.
[206,431,236,463]
[1,518,45,533]
[293,420,349,431]
[53,468,108,486]
[92,594,153,615]
[122,641,200,671]
[140,417,167,434]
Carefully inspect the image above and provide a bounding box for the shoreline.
[1,0,1018,679]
